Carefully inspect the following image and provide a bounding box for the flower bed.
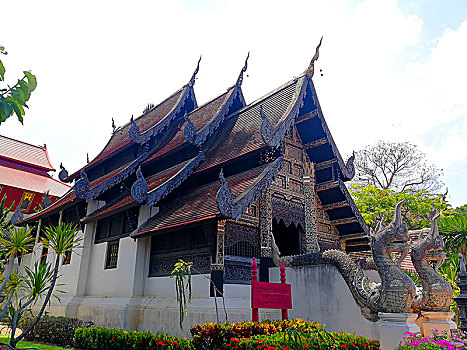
[190,319,359,350]
[228,328,379,350]
[397,330,467,349]
[73,319,379,350]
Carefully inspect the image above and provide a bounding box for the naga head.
[371,200,410,261]
[412,211,446,271]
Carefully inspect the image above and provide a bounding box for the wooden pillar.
[303,162,320,253]
[211,220,225,297]
[251,257,259,322]
[280,261,288,320]
[259,190,273,282]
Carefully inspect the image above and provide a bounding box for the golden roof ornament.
[305,36,323,79]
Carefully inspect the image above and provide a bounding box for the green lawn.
[0,336,67,350]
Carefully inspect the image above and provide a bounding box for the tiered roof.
[0,135,70,197]
[0,135,55,171]
[23,46,369,251]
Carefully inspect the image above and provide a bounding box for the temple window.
[149,227,210,277]
[62,202,87,229]
[105,241,119,269]
[20,192,34,211]
[95,207,138,243]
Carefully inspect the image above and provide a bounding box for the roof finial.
[236,52,250,87]
[112,117,116,134]
[86,153,90,163]
[189,56,202,87]
[305,36,323,79]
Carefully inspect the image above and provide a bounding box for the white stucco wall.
[86,237,137,297]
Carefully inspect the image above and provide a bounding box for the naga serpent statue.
[410,211,453,312]
[308,200,416,321]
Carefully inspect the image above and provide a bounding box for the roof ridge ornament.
[41,191,52,208]
[129,115,143,143]
[74,170,90,199]
[188,56,202,87]
[343,151,356,180]
[216,168,234,218]
[216,157,284,221]
[58,163,69,182]
[183,112,196,144]
[260,105,274,147]
[305,36,323,79]
[11,205,23,226]
[236,52,250,87]
[130,152,205,207]
[131,166,149,203]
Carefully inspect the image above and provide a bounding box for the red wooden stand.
[251,257,292,322]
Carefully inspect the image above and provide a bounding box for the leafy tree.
[453,204,467,217]
[0,45,37,125]
[353,141,443,193]
[350,184,450,230]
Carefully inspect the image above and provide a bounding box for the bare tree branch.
[353,141,443,193]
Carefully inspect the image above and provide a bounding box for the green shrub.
[23,315,94,347]
[191,319,323,350]
[74,327,192,350]
[230,328,380,349]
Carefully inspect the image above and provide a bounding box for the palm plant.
[0,226,34,299]
[439,214,467,258]
[0,272,26,322]
[9,222,81,348]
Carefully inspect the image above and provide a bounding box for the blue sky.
[0,0,466,207]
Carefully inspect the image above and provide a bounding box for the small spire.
[86,153,90,163]
[305,36,323,79]
[112,117,116,134]
[189,56,202,87]
[236,52,250,87]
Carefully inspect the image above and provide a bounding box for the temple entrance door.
[272,218,301,256]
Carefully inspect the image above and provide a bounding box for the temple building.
[21,45,371,332]
[0,135,70,221]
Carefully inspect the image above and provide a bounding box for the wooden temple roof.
[132,164,267,237]
[21,51,369,249]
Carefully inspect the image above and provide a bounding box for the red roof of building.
[0,135,55,171]
[0,164,70,196]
